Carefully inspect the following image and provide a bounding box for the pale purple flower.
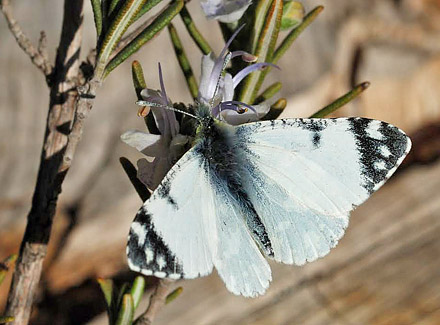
[122,27,280,187]
[121,64,189,190]
[200,0,252,23]
[198,26,279,125]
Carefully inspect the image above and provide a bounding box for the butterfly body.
[127,114,411,297]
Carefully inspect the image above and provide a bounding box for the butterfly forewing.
[234,117,411,265]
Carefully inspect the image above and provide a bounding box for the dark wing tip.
[348,117,411,194]
[127,207,184,280]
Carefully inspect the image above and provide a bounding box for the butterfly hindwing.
[234,117,411,265]
[127,145,272,297]
[127,150,215,280]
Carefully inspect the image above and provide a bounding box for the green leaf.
[166,287,183,304]
[273,5,323,64]
[252,5,323,102]
[180,6,212,55]
[249,0,273,54]
[97,278,114,308]
[105,0,184,76]
[262,98,287,120]
[96,0,147,79]
[0,254,17,287]
[0,316,14,324]
[254,82,282,104]
[133,0,164,22]
[238,0,283,104]
[116,283,129,312]
[120,157,151,201]
[132,60,147,99]
[115,294,135,325]
[130,276,146,309]
[91,0,103,38]
[309,82,370,118]
[131,61,159,134]
[109,0,121,16]
[281,1,304,30]
[168,23,198,99]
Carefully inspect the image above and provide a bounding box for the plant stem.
[4,1,103,324]
[134,280,172,325]
[309,82,370,118]
[168,23,198,99]
[0,0,52,76]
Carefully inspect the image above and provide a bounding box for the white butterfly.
[126,105,411,298]
[124,26,411,297]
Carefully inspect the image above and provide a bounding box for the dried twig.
[3,1,101,324]
[134,280,173,325]
[37,31,49,64]
[0,0,52,76]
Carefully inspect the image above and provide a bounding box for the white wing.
[127,148,271,297]
[235,117,411,265]
[207,169,271,297]
[127,150,214,279]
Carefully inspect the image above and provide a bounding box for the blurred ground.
[1,0,440,324]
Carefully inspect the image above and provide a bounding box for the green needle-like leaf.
[0,316,14,324]
[131,61,159,134]
[130,276,146,309]
[132,60,147,99]
[97,278,114,308]
[91,0,103,38]
[262,98,287,120]
[239,0,283,104]
[115,294,134,325]
[280,0,304,30]
[120,157,151,201]
[96,0,147,79]
[133,0,164,22]
[0,254,17,286]
[253,6,323,101]
[105,0,184,76]
[254,82,282,104]
[180,6,212,55]
[249,0,273,54]
[166,287,183,304]
[109,0,121,15]
[116,283,129,309]
[168,23,198,99]
[273,5,323,64]
[310,82,370,118]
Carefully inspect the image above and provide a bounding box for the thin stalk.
[180,6,212,55]
[273,6,323,64]
[309,82,370,118]
[168,23,198,99]
[254,82,282,104]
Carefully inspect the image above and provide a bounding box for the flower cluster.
[122,25,279,190]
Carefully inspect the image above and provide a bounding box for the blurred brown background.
[1,0,440,324]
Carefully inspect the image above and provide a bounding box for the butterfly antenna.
[209,51,232,108]
[136,100,200,121]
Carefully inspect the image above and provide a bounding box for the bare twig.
[0,0,52,76]
[134,280,173,325]
[4,1,97,324]
[38,31,49,64]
